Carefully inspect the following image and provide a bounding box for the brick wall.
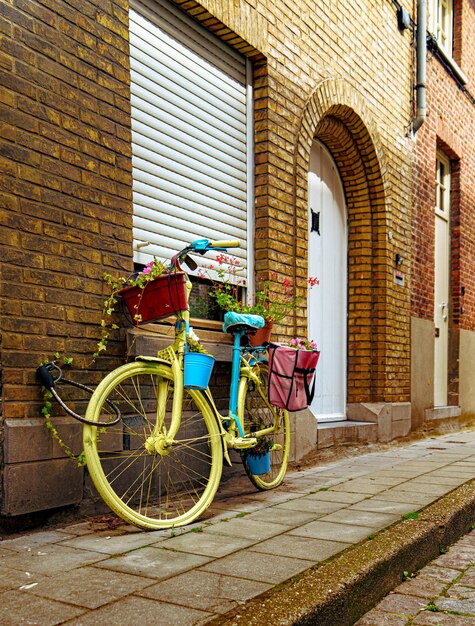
[411,0,475,412]
[412,22,475,327]
[1,0,417,516]
[0,0,133,515]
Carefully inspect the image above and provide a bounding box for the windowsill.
[126,319,233,362]
[429,36,468,85]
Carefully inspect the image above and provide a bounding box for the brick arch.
[294,78,390,402]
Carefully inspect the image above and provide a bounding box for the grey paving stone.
[0,530,75,551]
[304,490,368,504]
[0,589,85,625]
[201,549,314,584]
[0,544,108,576]
[203,518,284,542]
[246,506,317,526]
[269,497,346,515]
[96,546,212,579]
[376,491,438,506]
[349,498,424,515]
[0,568,47,592]
[288,519,376,543]
[58,531,162,554]
[27,565,153,609]
[384,482,453,497]
[409,475,467,486]
[137,569,271,613]
[61,595,211,626]
[160,530,252,557]
[318,508,400,528]
[330,480,387,495]
[249,533,348,561]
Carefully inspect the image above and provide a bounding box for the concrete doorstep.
[0,430,474,626]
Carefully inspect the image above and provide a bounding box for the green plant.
[403,512,419,520]
[40,354,86,467]
[247,435,274,458]
[201,255,319,324]
[424,603,440,612]
[186,330,209,354]
[92,258,172,361]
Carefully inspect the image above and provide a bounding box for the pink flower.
[308,276,320,287]
[141,266,152,275]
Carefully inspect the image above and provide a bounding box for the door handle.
[439,302,448,321]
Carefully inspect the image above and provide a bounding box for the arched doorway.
[308,140,347,421]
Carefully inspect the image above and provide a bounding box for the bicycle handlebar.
[209,240,240,249]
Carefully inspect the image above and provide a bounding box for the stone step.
[317,419,378,448]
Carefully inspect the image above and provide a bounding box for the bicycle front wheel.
[238,362,290,490]
[83,361,223,529]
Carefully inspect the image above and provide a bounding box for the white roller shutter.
[129,0,252,280]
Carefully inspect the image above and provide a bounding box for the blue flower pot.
[184,352,215,390]
[246,451,271,475]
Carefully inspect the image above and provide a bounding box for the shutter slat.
[131,93,246,166]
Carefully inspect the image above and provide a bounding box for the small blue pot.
[184,352,215,390]
[246,451,271,475]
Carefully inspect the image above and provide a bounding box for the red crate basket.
[119,272,188,325]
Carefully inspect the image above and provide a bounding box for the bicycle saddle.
[222,311,265,334]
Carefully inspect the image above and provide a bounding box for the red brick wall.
[411,22,475,332]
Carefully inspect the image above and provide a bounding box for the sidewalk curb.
[209,479,475,626]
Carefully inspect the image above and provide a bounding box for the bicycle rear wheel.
[83,361,223,529]
[238,362,290,490]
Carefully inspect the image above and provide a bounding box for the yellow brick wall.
[173,0,414,402]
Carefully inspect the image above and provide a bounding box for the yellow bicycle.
[82,239,290,529]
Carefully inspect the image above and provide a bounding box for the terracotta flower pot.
[249,320,273,347]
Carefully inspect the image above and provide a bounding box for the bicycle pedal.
[232,437,257,449]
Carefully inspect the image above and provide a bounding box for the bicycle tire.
[83,360,223,529]
[238,362,290,490]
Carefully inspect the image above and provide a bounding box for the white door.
[308,140,347,421]
[434,154,451,407]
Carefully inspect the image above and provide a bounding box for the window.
[435,153,451,217]
[129,0,253,287]
[431,0,454,56]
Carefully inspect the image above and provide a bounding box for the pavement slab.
[137,570,272,613]
[26,566,154,609]
[96,546,212,579]
[61,595,211,626]
[288,519,377,542]
[200,549,315,584]
[249,533,349,561]
[0,589,85,626]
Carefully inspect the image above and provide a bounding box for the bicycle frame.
[165,253,275,457]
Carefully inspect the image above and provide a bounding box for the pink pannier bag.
[267,344,320,412]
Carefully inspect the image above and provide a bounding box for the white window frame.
[435,153,451,219]
[430,0,454,57]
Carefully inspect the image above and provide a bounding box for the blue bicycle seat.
[222,311,265,334]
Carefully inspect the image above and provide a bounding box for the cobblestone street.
[356,530,475,625]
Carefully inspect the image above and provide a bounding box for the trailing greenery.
[40,354,86,467]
